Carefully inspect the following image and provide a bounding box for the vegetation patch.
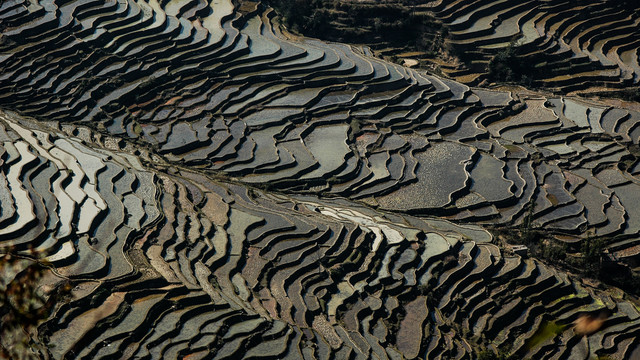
[0,249,71,359]
[258,0,448,60]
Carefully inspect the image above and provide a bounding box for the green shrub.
[477,348,510,360]
[486,42,536,87]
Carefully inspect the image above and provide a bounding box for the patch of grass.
[524,320,567,351]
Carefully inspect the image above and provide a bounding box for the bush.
[581,237,605,277]
[486,42,535,86]
[541,240,567,262]
[477,348,510,360]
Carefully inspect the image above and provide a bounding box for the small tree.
[0,249,71,359]
[581,237,605,277]
[486,41,534,86]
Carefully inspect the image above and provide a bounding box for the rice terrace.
[1,0,640,359]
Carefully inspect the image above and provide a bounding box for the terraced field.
[427,0,640,93]
[1,0,640,359]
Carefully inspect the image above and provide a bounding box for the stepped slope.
[1,1,640,359]
[428,0,640,93]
